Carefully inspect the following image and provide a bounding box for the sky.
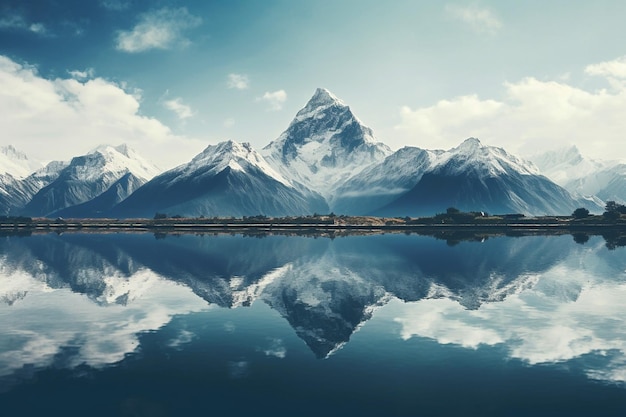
[1,0,626,170]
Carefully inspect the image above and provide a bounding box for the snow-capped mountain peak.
[20,144,161,217]
[529,146,607,186]
[111,138,328,218]
[553,145,584,165]
[529,145,626,202]
[454,137,483,152]
[0,145,43,179]
[1,145,27,160]
[294,87,346,122]
[87,143,161,181]
[310,87,343,105]
[186,140,292,187]
[432,137,540,177]
[263,88,392,199]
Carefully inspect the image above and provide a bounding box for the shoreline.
[1,217,625,234]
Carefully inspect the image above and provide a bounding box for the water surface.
[1,232,625,416]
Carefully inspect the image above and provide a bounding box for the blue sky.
[2,0,626,168]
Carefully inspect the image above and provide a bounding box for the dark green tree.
[572,207,590,219]
[605,201,619,213]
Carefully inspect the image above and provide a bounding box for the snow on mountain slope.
[111,140,328,218]
[530,146,607,188]
[0,145,47,214]
[530,146,611,195]
[22,144,160,217]
[373,138,600,217]
[0,160,68,215]
[530,146,626,204]
[0,175,29,215]
[87,144,161,181]
[175,140,291,186]
[431,137,541,177]
[0,145,42,179]
[52,172,146,218]
[333,146,440,214]
[594,164,626,204]
[261,88,585,217]
[262,88,391,199]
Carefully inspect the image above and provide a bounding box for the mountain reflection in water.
[1,232,626,416]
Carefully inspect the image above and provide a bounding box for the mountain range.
[0,88,619,218]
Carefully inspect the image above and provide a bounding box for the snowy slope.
[530,146,626,204]
[0,145,46,214]
[261,90,587,217]
[262,88,391,199]
[52,172,147,218]
[170,140,291,186]
[22,144,160,217]
[372,138,600,216]
[0,145,42,179]
[0,160,68,215]
[85,144,160,182]
[333,146,440,214]
[431,137,541,177]
[530,146,607,189]
[0,175,32,215]
[595,165,626,204]
[111,140,328,218]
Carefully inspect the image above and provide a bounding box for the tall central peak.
[292,87,348,124]
[306,87,344,108]
[262,88,391,200]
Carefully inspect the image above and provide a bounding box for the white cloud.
[585,56,626,79]
[445,4,502,35]
[0,14,47,35]
[227,73,250,90]
[115,7,202,53]
[68,68,95,80]
[395,57,626,160]
[585,56,626,90]
[163,97,195,120]
[223,117,235,128]
[257,90,287,111]
[398,95,502,141]
[28,23,47,35]
[0,55,203,169]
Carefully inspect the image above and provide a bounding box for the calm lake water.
[1,232,626,416]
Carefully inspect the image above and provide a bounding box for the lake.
[1,231,626,416]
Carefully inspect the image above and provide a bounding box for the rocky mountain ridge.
[0,89,617,217]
